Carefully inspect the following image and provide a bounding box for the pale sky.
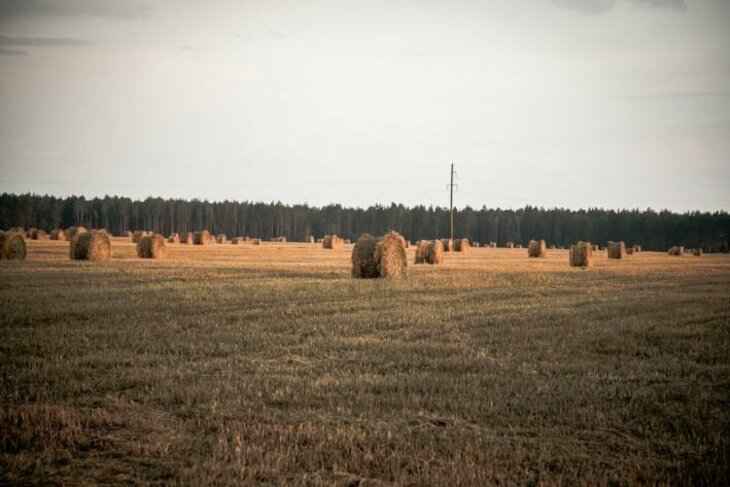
[1,0,729,211]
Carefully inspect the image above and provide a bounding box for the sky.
[0,0,729,211]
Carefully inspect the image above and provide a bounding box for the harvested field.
[1,240,729,485]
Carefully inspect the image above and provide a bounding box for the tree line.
[1,192,728,251]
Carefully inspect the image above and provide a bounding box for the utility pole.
[448,163,455,242]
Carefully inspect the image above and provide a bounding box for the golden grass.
[1,240,729,484]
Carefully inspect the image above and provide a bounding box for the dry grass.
[1,240,729,485]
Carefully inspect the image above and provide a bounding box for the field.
[1,239,729,485]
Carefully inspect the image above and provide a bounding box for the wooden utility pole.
[449,163,455,242]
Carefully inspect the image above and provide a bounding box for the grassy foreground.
[1,239,729,485]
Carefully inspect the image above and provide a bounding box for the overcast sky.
[1,0,728,211]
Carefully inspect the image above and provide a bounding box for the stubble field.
[1,239,729,485]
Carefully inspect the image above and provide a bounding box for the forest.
[1,193,728,251]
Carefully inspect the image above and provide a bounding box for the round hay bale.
[528,239,547,258]
[50,228,67,241]
[454,238,471,253]
[231,237,240,244]
[137,234,167,259]
[65,226,88,240]
[607,241,626,259]
[505,241,514,249]
[352,233,379,278]
[569,241,592,267]
[632,245,642,253]
[693,248,703,257]
[323,234,344,250]
[252,238,261,245]
[442,239,452,252]
[626,247,634,255]
[415,240,429,264]
[426,239,444,265]
[193,230,212,245]
[375,231,407,279]
[0,231,27,260]
[216,234,227,244]
[668,246,684,256]
[168,233,180,244]
[70,230,111,261]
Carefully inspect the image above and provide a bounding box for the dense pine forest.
[1,193,728,251]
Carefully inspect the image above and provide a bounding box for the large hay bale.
[352,233,379,278]
[453,238,471,253]
[0,231,27,260]
[168,233,180,244]
[528,239,547,258]
[668,246,684,256]
[415,240,429,264]
[632,245,642,253]
[216,234,227,244]
[426,239,444,265]
[137,234,167,259]
[693,248,703,257]
[194,230,212,245]
[252,238,261,245]
[50,228,67,241]
[180,232,193,244]
[626,247,634,255]
[569,241,592,267]
[375,231,408,279]
[131,230,148,243]
[323,234,344,250]
[607,241,626,259]
[505,241,514,249]
[65,226,87,240]
[442,239,452,252]
[70,230,111,261]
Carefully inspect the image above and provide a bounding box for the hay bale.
[216,234,227,244]
[49,229,67,241]
[193,230,212,245]
[693,248,703,257]
[442,239,452,252]
[137,234,167,259]
[415,240,429,264]
[352,233,379,278]
[271,236,287,243]
[632,245,642,253]
[180,232,193,244]
[323,234,344,250]
[252,238,261,245]
[426,239,444,265]
[453,238,471,253]
[528,239,547,258]
[70,230,111,261]
[375,231,407,279]
[569,241,592,267]
[309,236,315,243]
[607,241,626,259]
[231,237,240,244]
[0,231,27,260]
[65,226,87,240]
[668,246,684,256]
[626,247,634,255]
[168,233,180,244]
[505,241,514,249]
